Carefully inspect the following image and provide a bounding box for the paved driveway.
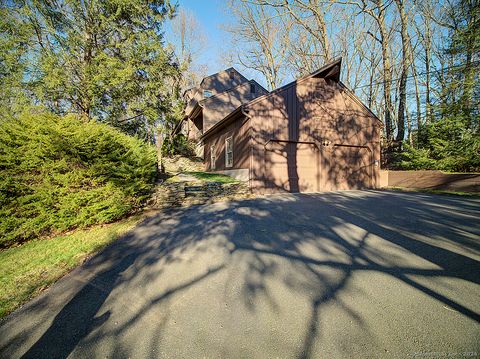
[1,191,479,358]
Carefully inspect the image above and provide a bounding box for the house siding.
[185,115,203,141]
[203,115,250,172]
[246,76,381,193]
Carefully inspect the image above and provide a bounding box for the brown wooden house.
[179,68,268,153]
[180,58,382,193]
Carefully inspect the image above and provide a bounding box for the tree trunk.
[156,127,164,174]
[425,51,432,123]
[378,21,394,143]
[395,0,409,142]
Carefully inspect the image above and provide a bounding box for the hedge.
[0,112,157,247]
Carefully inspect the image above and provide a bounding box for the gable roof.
[182,67,248,97]
[199,67,247,87]
[243,57,343,109]
[198,79,267,106]
[183,78,269,121]
[200,57,382,140]
[244,57,380,124]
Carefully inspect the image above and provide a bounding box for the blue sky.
[165,0,268,86]
[169,0,228,72]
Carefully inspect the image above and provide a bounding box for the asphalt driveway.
[1,190,479,358]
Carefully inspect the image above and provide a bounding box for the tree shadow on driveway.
[1,190,479,358]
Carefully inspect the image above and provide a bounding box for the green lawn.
[185,171,240,183]
[0,215,143,319]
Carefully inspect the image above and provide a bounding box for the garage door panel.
[264,145,289,193]
[330,146,371,190]
[264,142,319,193]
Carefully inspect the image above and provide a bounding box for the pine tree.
[400,0,480,172]
[1,0,180,138]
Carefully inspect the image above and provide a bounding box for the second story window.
[225,136,233,168]
[250,83,256,94]
[203,90,212,98]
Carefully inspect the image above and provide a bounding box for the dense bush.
[390,117,480,172]
[0,112,157,247]
[162,134,195,157]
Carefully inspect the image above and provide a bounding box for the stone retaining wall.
[147,181,252,209]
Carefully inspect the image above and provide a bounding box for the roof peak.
[243,57,343,109]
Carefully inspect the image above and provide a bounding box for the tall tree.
[2,0,179,139]
[438,0,479,124]
[394,0,412,142]
[0,2,33,118]
[359,0,395,143]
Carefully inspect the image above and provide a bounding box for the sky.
[166,0,227,72]
[165,0,269,88]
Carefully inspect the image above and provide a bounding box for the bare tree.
[286,20,325,76]
[413,0,435,123]
[330,5,371,91]
[275,0,333,62]
[250,0,336,62]
[169,8,208,90]
[224,0,292,90]
[359,0,396,143]
[222,0,461,152]
[394,0,412,142]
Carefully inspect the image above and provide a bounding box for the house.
[179,68,268,151]
[180,58,382,194]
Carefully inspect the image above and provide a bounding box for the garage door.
[328,145,371,190]
[263,142,372,193]
[264,141,319,193]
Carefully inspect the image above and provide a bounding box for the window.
[211,145,216,170]
[250,83,255,94]
[229,70,235,80]
[203,90,212,98]
[225,137,233,168]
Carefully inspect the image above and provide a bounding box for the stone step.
[185,185,207,197]
[184,185,204,192]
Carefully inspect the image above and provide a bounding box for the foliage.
[1,0,181,139]
[395,117,480,172]
[389,144,436,171]
[0,214,142,319]
[391,0,479,172]
[0,3,32,118]
[162,133,195,157]
[0,112,157,247]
